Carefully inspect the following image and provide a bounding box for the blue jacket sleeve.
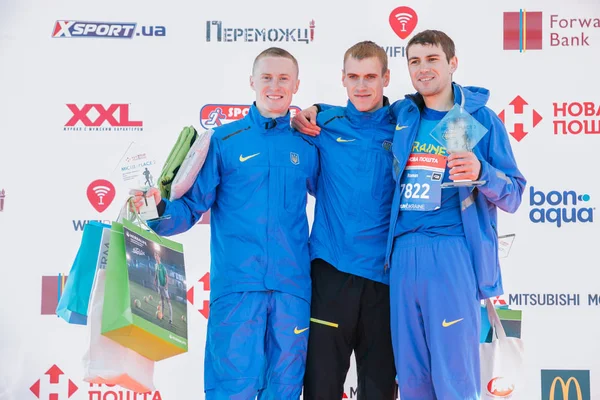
[148,135,221,236]
[307,147,320,197]
[315,103,335,113]
[477,111,527,214]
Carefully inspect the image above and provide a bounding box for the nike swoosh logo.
[396,125,408,131]
[239,153,260,162]
[336,137,356,143]
[294,327,309,334]
[442,318,464,328]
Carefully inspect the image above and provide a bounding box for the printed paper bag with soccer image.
[101,218,188,361]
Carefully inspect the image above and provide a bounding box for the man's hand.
[291,106,320,136]
[131,187,162,212]
[447,152,481,181]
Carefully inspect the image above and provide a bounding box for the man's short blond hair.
[343,41,388,74]
[252,47,299,76]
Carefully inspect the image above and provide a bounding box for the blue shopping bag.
[56,221,111,325]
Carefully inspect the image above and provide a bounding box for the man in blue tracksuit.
[134,48,319,399]
[386,31,526,399]
[291,41,397,399]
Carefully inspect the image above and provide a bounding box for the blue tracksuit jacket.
[308,98,396,284]
[386,83,527,299]
[149,104,319,303]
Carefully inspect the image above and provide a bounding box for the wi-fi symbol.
[92,185,112,205]
[87,179,116,213]
[394,13,413,32]
[389,6,418,40]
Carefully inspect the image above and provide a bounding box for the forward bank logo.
[503,10,543,51]
[541,370,590,400]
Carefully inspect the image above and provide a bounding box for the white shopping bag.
[82,228,155,393]
[170,129,213,201]
[480,299,525,399]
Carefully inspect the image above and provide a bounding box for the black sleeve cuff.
[156,200,166,217]
[313,104,322,114]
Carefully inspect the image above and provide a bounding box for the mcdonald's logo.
[550,377,582,400]
[541,370,590,400]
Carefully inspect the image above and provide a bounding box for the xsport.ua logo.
[529,186,594,227]
[200,104,301,129]
[52,21,166,38]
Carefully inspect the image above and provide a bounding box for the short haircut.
[252,47,299,76]
[343,40,388,74]
[406,30,456,62]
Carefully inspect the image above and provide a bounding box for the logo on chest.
[290,152,300,165]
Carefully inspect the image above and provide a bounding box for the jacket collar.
[345,96,393,125]
[248,103,291,131]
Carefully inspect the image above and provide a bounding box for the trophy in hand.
[429,105,489,188]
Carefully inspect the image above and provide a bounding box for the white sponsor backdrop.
[1,0,599,399]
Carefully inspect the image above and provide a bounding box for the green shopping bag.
[101,214,188,362]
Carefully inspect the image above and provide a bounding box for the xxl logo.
[87,179,115,213]
[503,10,543,52]
[30,365,78,399]
[186,272,210,319]
[52,21,166,38]
[40,275,68,316]
[200,104,301,130]
[498,96,543,142]
[541,370,590,400]
[65,104,143,129]
[529,187,594,227]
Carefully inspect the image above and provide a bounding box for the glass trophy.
[429,104,489,188]
[112,142,160,221]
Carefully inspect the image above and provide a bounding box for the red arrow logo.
[29,380,40,398]
[199,272,210,290]
[187,273,211,319]
[30,365,78,399]
[509,95,528,114]
[499,95,543,142]
[67,380,78,398]
[46,365,64,384]
[510,123,528,142]
[498,109,506,124]
[533,109,543,127]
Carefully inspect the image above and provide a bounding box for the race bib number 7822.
[399,153,447,211]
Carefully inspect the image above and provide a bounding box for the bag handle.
[116,197,166,245]
[485,298,507,340]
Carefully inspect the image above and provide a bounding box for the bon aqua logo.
[529,186,594,227]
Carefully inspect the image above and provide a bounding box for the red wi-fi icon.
[86,179,116,213]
